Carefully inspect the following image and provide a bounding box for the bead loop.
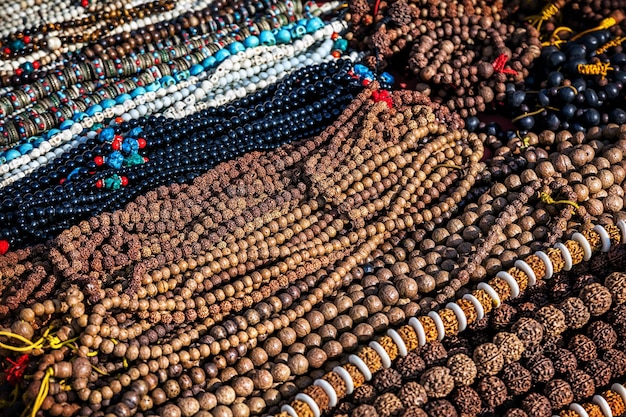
[593,394,613,417]
[570,403,590,417]
[594,225,612,252]
[611,383,626,404]
[513,260,536,288]
[387,328,408,357]
[555,242,573,271]
[314,379,337,407]
[617,220,626,244]
[281,404,298,417]
[333,366,354,395]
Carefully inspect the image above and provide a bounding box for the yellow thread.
[0,385,20,409]
[0,327,54,352]
[527,2,560,31]
[541,26,573,48]
[540,192,580,212]
[91,364,109,376]
[597,36,626,54]
[87,350,99,357]
[511,107,547,123]
[570,17,617,41]
[517,131,531,149]
[0,333,42,352]
[46,334,79,350]
[578,62,614,80]
[29,367,53,417]
[123,358,129,368]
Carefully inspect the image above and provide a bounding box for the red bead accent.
[120,176,129,186]
[94,156,104,166]
[3,48,10,55]
[137,138,147,148]
[0,240,9,256]
[23,36,31,44]
[362,79,371,86]
[331,32,340,41]
[331,50,341,58]
[114,117,124,124]
[112,136,122,150]
[95,179,103,188]
[143,157,149,162]
[59,178,66,185]
[15,68,23,76]
[492,54,518,76]
[32,61,40,70]
[372,89,393,109]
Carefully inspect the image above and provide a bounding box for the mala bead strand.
[327,272,626,417]
[187,162,474,367]
[274,224,624,416]
[3,88,482,416]
[0,59,364,247]
[557,382,626,417]
[50,76,376,286]
[94,105,478,412]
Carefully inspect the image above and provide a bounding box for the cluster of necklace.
[0,0,390,249]
[3,1,626,417]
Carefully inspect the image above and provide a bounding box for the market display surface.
[2,1,626,417]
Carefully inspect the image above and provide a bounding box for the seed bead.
[418,316,439,343]
[397,325,420,351]
[473,289,493,315]
[378,335,399,361]
[456,298,478,325]
[357,347,383,374]
[524,255,546,282]
[604,390,626,416]
[547,248,565,274]
[438,308,459,336]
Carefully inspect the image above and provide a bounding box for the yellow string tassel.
[578,62,614,80]
[540,192,580,213]
[570,15,619,41]
[597,36,626,54]
[527,2,561,31]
